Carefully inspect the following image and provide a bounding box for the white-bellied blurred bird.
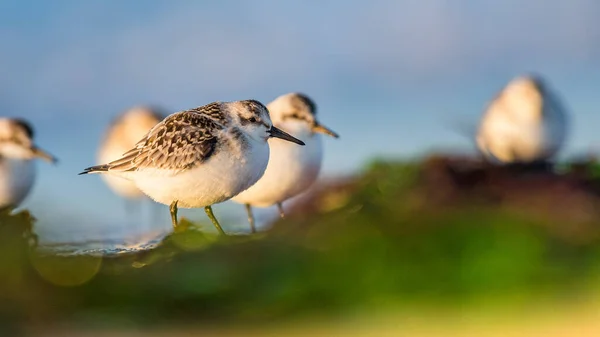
[0,118,57,209]
[476,74,568,165]
[97,106,164,215]
[80,100,305,235]
[232,93,339,233]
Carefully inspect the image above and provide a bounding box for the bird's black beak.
[311,121,339,138]
[268,126,305,146]
[32,146,58,164]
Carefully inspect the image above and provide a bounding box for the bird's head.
[267,93,339,138]
[228,99,305,145]
[0,118,57,163]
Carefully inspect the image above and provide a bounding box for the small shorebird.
[476,74,568,164]
[0,118,57,209]
[232,93,339,233]
[97,106,164,213]
[79,100,305,235]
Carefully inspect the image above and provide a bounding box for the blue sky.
[2,0,600,242]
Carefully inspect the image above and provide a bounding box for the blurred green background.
[3,156,600,336]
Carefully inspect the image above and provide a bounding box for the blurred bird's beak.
[312,122,339,138]
[268,126,305,146]
[32,146,58,164]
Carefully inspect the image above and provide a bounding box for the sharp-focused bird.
[80,100,305,235]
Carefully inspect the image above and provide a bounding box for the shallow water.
[36,230,169,257]
[32,210,279,257]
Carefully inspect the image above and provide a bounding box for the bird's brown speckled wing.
[104,105,225,172]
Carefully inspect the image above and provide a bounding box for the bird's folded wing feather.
[105,111,220,172]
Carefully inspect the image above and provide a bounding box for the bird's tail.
[78,164,110,175]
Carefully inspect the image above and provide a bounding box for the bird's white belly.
[477,114,565,163]
[232,133,323,207]
[0,159,35,208]
[132,142,270,208]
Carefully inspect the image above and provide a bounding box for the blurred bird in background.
[232,93,339,233]
[476,74,569,165]
[0,118,57,210]
[97,106,165,220]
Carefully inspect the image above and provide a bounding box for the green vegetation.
[2,157,600,333]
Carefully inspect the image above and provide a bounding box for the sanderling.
[231,93,338,233]
[0,118,57,209]
[476,74,568,164]
[79,100,305,235]
[97,106,164,212]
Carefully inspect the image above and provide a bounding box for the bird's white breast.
[130,136,271,209]
[0,158,35,208]
[232,122,323,207]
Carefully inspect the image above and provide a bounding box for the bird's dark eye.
[249,117,257,123]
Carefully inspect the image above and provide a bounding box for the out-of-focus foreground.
[3,155,600,336]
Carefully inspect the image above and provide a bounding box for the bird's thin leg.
[245,204,256,234]
[205,206,226,236]
[277,202,285,219]
[169,200,178,228]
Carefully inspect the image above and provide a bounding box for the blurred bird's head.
[107,106,165,146]
[501,74,551,120]
[266,93,339,138]
[0,118,57,163]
